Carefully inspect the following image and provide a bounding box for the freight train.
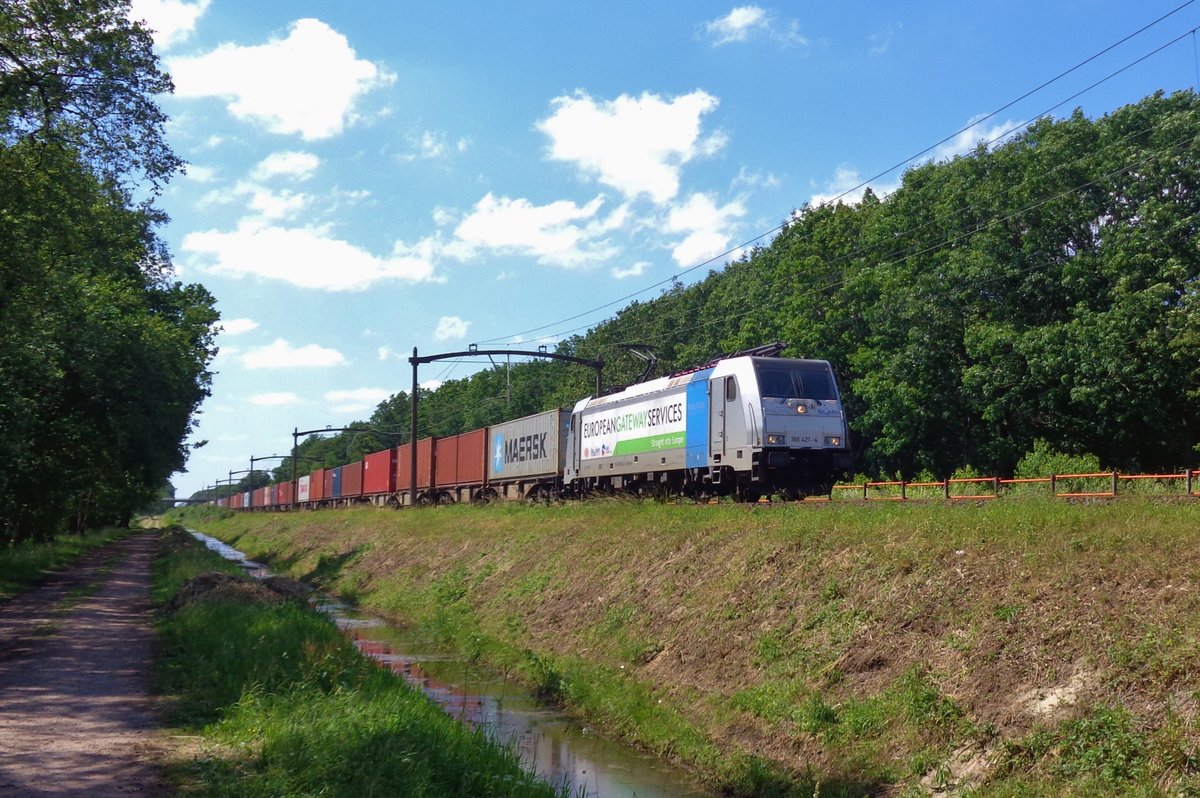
[219,347,853,509]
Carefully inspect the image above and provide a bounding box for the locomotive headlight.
[795,404,807,415]
[766,433,786,445]
[824,435,842,447]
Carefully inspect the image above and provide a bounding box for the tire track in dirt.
[0,531,167,797]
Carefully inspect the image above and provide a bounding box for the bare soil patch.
[0,531,167,797]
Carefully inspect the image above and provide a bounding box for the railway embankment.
[175,499,1200,796]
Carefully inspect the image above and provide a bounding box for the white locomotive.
[566,348,851,499]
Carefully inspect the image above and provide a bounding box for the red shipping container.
[456,429,486,485]
[309,468,328,501]
[417,438,434,489]
[323,469,335,498]
[277,481,295,505]
[363,448,396,495]
[342,461,364,498]
[435,435,458,487]
[394,440,435,491]
[434,429,487,488]
[395,443,411,491]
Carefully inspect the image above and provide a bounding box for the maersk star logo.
[492,434,505,473]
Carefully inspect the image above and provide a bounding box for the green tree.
[0,1,217,541]
[0,0,180,190]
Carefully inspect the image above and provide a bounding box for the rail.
[832,470,1200,501]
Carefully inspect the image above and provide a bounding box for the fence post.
[1188,469,1194,497]
[1050,474,1057,496]
[863,481,868,500]
[993,476,1000,497]
[901,480,907,500]
[1111,471,1118,497]
[943,478,950,500]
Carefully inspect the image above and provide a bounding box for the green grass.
[0,526,131,602]
[153,528,567,798]
[172,498,1200,797]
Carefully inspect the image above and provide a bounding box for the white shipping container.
[297,475,311,502]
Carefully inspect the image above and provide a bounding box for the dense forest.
[0,1,219,542]
[272,90,1200,489]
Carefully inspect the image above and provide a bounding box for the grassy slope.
[174,500,1200,797]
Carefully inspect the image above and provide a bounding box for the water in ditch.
[189,530,716,798]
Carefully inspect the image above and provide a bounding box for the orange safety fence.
[833,470,1200,501]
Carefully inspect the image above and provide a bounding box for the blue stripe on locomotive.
[685,368,713,468]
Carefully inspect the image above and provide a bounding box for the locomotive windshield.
[755,361,837,400]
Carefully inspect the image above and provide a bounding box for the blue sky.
[136,0,1200,498]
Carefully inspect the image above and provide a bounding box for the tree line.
[1,0,218,542]
[280,90,1199,485]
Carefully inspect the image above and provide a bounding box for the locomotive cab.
[752,357,852,495]
[708,356,851,497]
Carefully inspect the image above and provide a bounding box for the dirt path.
[0,531,167,797]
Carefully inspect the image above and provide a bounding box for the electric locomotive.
[565,345,851,499]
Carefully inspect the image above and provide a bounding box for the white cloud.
[808,165,899,207]
[231,183,311,221]
[665,193,746,266]
[241,338,346,369]
[732,166,780,190]
[252,151,321,181]
[420,379,444,392]
[129,0,210,49]
[168,18,395,140]
[433,316,471,342]
[183,164,217,183]
[612,261,651,279]
[452,193,622,268]
[537,90,724,203]
[249,391,302,406]
[704,6,767,44]
[219,318,259,336]
[324,388,392,414]
[703,6,807,47]
[400,131,469,162]
[183,221,438,290]
[377,346,393,361]
[932,115,1023,161]
[869,23,901,56]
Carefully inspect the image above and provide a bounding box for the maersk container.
[487,409,570,482]
[341,460,364,498]
[362,448,396,495]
